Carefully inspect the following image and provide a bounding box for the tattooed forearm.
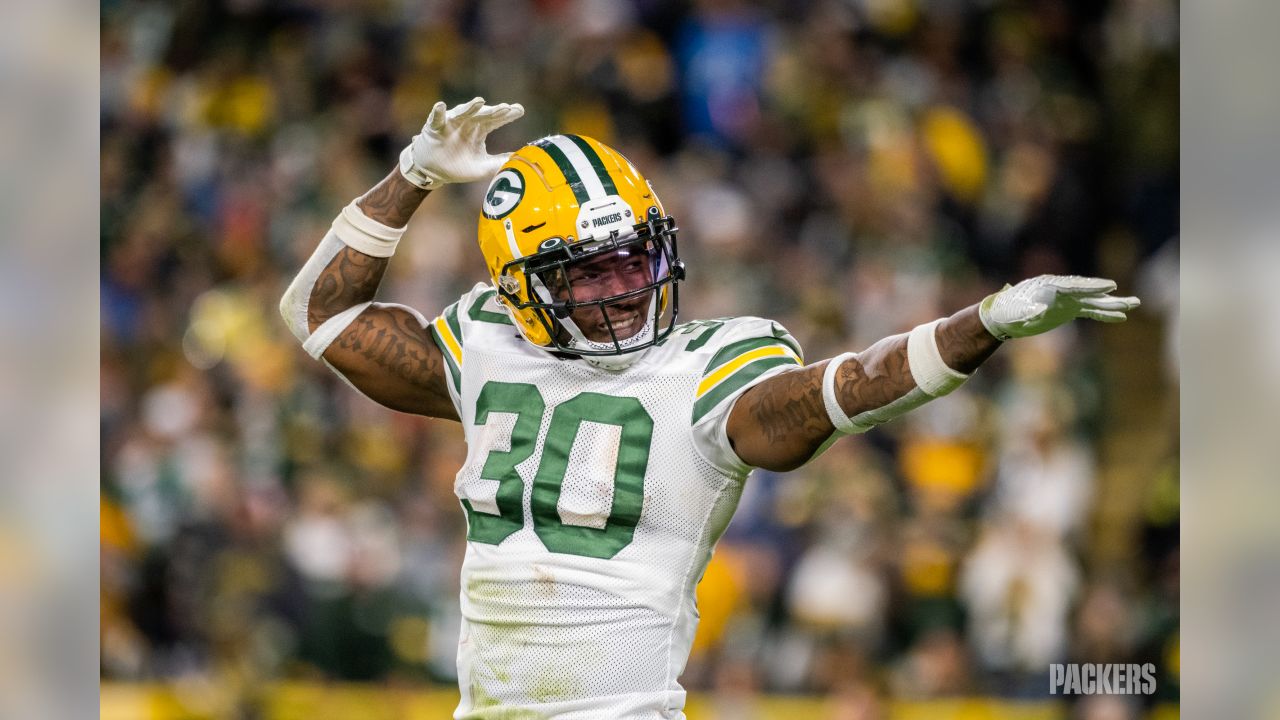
[308,247,389,332]
[307,170,431,334]
[832,306,1000,418]
[284,164,455,419]
[357,169,432,228]
[833,335,913,416]
[744,335,914,443]
[935,305,1001,374]
[730,301,1005,471]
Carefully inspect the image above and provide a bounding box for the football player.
[280,98,1139,718]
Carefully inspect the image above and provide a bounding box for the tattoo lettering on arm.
[297,167,453,418]
[729,303,1004,471]
[333,311,436,386]
[729,336,914,472]
[325,306,458,420]
[744,365,829,446]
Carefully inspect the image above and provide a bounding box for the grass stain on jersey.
[463,571,606,715]
[529,670,582,705]
[531,563,557,598]
[466,682,547,720]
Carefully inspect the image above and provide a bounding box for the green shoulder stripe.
[704,336,789,375]
[684,320,725,351]
[428,324,461,391]
[444,301,463,344]
[468,289,514,326]
[770,322,803,361]
[691,356,798,424]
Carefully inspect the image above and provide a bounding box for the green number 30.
[461,381,654,559]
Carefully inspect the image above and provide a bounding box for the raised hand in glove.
[979,275,1141,341]
[399,97,525,189]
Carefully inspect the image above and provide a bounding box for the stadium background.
[99,0,1178,717]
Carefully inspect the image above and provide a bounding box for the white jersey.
[427,283,804,719]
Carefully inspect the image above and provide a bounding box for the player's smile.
[554,245,656,342]
[601,311,638,335]
[570,291,651,342]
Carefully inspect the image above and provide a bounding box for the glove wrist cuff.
[399,145,442,189]
[978,290,1012,341]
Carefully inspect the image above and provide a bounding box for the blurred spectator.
[961,520,1080,689]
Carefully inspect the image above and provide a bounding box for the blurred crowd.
[100,0,1179,714]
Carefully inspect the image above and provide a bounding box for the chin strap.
[581,346,651,371]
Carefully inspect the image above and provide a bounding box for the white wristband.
[331,201,406,258]
[822,352,860,435]
[906,320,969,397]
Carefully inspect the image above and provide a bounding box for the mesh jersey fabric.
[427,283,804,719]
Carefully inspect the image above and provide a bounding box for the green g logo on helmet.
[482,168,525,220]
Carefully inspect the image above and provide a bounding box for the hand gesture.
[399,97,525,189]
[979,275,1141,340]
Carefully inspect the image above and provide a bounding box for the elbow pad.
[823,320,970,435]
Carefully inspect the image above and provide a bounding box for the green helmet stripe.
[532,138,590,204]
[564,135,618,196]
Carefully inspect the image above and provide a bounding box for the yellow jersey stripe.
[697,345,798,397]
[432,316,463,366]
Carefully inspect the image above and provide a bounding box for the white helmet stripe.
[502,217,523,261]
[546,135,608,200]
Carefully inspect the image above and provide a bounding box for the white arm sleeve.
[279,230,344,344]
[279,201,407,352]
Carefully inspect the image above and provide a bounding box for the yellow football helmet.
[476,134,683,362]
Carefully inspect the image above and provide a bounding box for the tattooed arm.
[304,170,460,420]
[725,305,1000,471]
[282,98,524,419]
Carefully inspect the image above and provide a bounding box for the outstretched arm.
[727,276,1139,471]
[279,98,524,419]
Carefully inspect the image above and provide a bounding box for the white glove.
[399,97,525,189]
[979,275,1141,340]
